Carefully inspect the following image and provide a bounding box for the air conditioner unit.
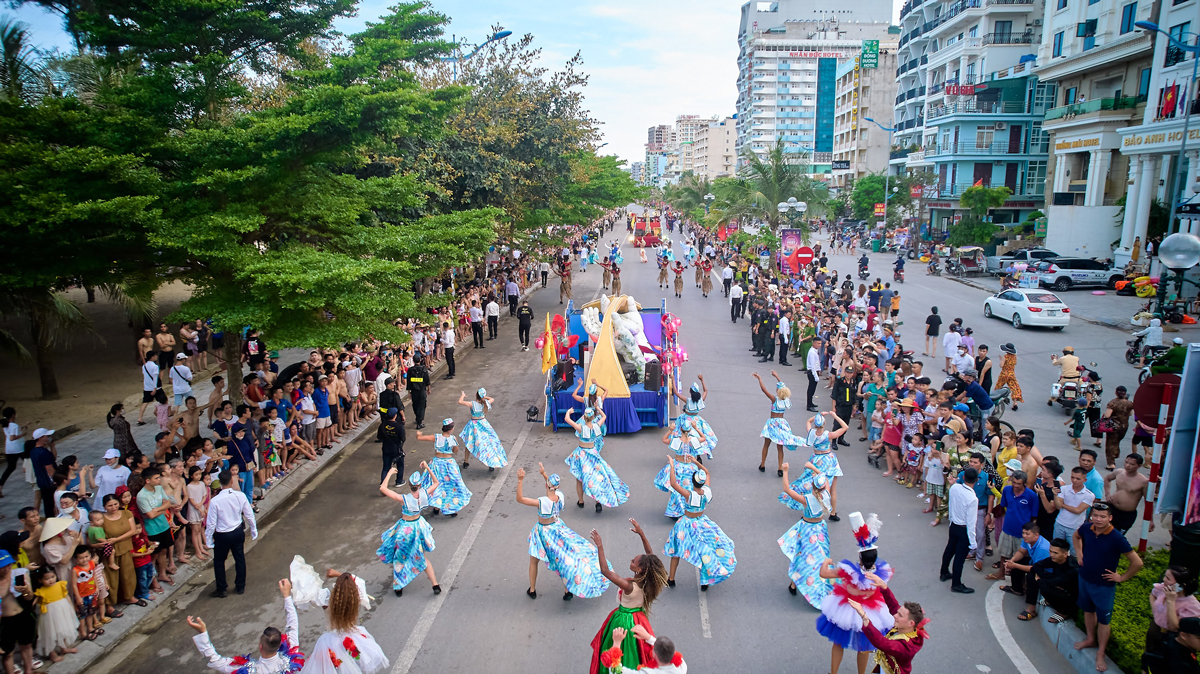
[995,121,1007,130]
[1032,19,1043,26]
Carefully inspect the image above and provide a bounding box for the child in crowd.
[1065,397,1087,452]
[922,445,946,526]
[154,389,172,432]
[86,510,118,571]
[130,529,160,599]
[69,547,100,641]
[185,466,211,562]
[33,567,79,660]
[902,433,928,489]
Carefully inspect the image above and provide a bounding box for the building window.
[1053,31,1064,56]
[1166,23,1191,67]
[1026,160,1047,195]
[976,124,995,147]
[1120,3,1137,34]
[1084,34,1096,51]
[1139,67,1152,98]
[1056,0,1067,9]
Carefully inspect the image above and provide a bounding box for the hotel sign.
[1055,137,1100,150]
[787,52,845,58]
[946,84,977,96]
[1123,127,1200,149]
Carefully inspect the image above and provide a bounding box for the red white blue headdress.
[849,512,881,552]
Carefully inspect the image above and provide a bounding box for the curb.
[1039,610,1118,674]
[51,279,548,674]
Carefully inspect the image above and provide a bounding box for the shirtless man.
[178,396,214,445]
[206,375,226,424]
[162,458,191,567]
[1016,435,1041,477]
[137,327,155,364]
[0,550,37,674]
[154,322,177,372]
[358,381,377,419]
[1104,453,1153,534]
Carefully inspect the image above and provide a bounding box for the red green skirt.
[590,605,655,674]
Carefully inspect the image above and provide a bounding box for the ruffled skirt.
[809,450,844,478]
[37,599,79,655]
[459,419,507,468]
[565,446,629,508]
[778,519,831,609]
[653,461,699,518]
[816,586,895,651]
[669,414,717,458]
[590,606,656,674]
[422,457,472,514]
[662,514,737,586]
[302,627,389,674]
[376,517,435,589]
[760,418,808,451]
[528,520,611,598]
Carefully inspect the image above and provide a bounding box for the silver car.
[1035,258,1124,291]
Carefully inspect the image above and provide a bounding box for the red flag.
[973,178,984,187]
[1162,82,1178,118]
[786,248,801,273]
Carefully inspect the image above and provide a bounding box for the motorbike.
[1125,334,1169,365]
[944,258,963,276]
[1049,362,1101,415]
[927,261,942,276]
[858,266,870,281]
[894,267,905,283]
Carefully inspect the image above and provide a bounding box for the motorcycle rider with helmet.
[1048,346,1081,405]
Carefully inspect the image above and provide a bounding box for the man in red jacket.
[848,579,927,674]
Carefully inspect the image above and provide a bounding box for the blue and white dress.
[662,486,737,586]
[565,421,629,508]
[527,492,612,598]
[807,430,844,479]
[459,401,508,468]
[376,490,435,590]
[422,435,473,514]
[653,458,699,519]
[668,399,717,458]
[760,398,809,451]
[777,470,832,609]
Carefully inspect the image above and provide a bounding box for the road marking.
[695,567,712,638]
[984,582,1040,674]
[390,425,532,674]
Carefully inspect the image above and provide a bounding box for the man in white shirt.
[777,310,793,367]
[1052,466,1095,554]
[805,336,823,412]
[205,469,259,597]
[940,466,980,594]
[138,353,162,425]
[469,300,485,348]
[540,260,551,287]
[442,321,456,380]
[729,283,744,323]
[485,297,500,340]
[722,264,734,297]
[169,353,194,406]
[505,279,520,316]
[94,449,131,503]
[188,579,301,673]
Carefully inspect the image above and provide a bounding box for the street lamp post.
[1153,232,1200,316]
[864,117,900,225]
[1136,22,1199,235]
[441,30,514,81]
[704,193,715,215]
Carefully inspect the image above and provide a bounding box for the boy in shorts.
[1064,398,1087,452]
[70,546,100,640]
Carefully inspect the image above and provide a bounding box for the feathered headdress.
[849,512,882,551]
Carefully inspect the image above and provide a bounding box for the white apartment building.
[832,49,900,191]
[694,116,739,180]
[630,161,645,185]
[1035,0,1158,258]
[675,115,706,174]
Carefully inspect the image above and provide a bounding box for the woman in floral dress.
[376,464,441,597]
[415,420,472,516]
[517,463,610,600]
[993,343,1023,410]
[564,407,629,513]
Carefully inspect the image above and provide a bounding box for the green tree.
[959,184,1012,217]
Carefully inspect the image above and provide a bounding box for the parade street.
[95,215,1157,674]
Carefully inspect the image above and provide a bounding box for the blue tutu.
[669,414,717,458]
[760,418,808,451]
[460,419,508,468]
[528,520,612,598]
[778,519,831,609]
[653,461,699,518]
[663,514,736,586]
[422,457,473,514]
[377,517,435,589]
[809,450,844,478]
[565,445,629,508]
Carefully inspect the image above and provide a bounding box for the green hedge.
[1093,548,1172,674]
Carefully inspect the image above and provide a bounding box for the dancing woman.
[654,425,700,518]
[667,377,717,459]
[777,462,832,608]
[700,258,714,297]
[804,411,848,522]
[415,419,472,517]
[589,521,669,674]
[671,261,686,298]
[457,388,507,471]
[816,513,894,674]
[573,379,608,418]
[564,407,629,513]
[377,464,441,597]
[753,371,809,477]
[694,253,704,288]
[517,464,611,600]
[662,456,736,590]
[299,574,389,674]
[657,257,668,287]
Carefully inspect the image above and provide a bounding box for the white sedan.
[983,289,1070,329]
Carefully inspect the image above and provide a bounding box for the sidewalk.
[30,281,546,674]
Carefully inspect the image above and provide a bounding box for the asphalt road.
[99,214,1159,674]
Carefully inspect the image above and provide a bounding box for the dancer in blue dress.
[667,377,716,459]
[754,371,810,477]
[415,419,472,516]
[572,379,609,452]
[517,463,611,600]
[654,424,700,518]
[777,461,832,608]
[662,456,736,590]
[816,512,895,674]
[457,388,507,471]
[803,411,848,522]
[564,407,629,513]
[376,463,441,597]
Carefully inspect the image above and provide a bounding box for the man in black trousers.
[406,355,431,429]
[517,300,534,351]
[940,465,979,594]
[205,470,258,598]
[806,336,823,411]
[377,408,405,485]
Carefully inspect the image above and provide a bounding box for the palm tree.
[0,18,47,103]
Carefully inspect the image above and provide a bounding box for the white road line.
[390,425,532,674]
[695,567,712,638]
[984,582,1040,674]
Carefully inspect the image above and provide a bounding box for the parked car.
[1034,258,1124,290]
[983,289,1070,329]
[985,247,1060,274]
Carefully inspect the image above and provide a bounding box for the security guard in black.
[406,357,431,429]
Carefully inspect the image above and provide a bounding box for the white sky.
[9,0,900,166]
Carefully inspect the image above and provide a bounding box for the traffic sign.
[796,246,814,266]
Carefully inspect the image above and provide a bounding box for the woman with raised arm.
[816,512,895,674]
[798,410,848,522]
[414,419,472,516]
[517,463,610,601]
[753,371,809,477]
[588,521,669,674]
[564,407,629,513]
[654,424,700,518]
[778,461,833,607]
[667,376,717,460]
[376,463,441,597]
[662,456,736,591]
[456,388,507,472]
[299,574,389,674]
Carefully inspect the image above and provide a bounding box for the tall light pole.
[864,116,899,225]
[704,192,715,214]
[441,30,514,81]
[1136,22,1199,235]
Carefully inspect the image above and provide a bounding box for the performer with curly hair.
[300,574,389,674]
[589,520,670,674]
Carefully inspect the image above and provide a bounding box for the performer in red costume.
[848,580,928,674]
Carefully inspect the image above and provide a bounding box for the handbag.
[1093,418,1117,434]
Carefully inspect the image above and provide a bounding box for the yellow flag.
[541,312,555,374]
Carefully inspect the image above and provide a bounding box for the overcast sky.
[8,1,886,166]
